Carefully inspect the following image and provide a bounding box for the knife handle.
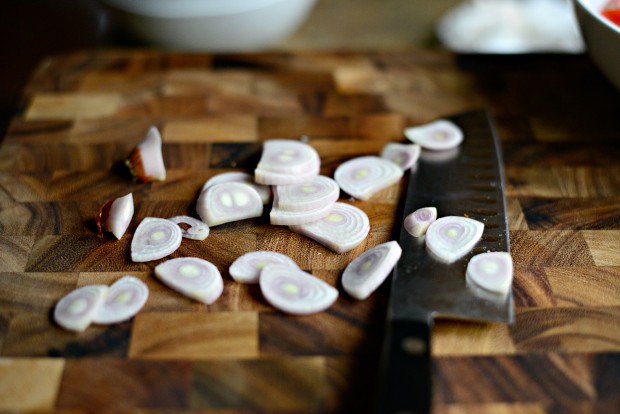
[372,318,432,414]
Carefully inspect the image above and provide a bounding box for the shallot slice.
[154,257,224,304]
[380,142,421,170]
[126,126,166,182]
[342,241,402,300]
[334,156,403,200]
[131,217,183,262]
[259,264,338,315]
[201,171,272,204]
[270,200,334,226]
[256,139,320,175]
[168,215,210,240]
[96,193,134,239]
[466,251,513,296]
[254,160,320,185]
[53,285,108,332]
[404,119,463,151]
[92,276,149,324]
[274,175,340,212]
[196,182,263,227]
[229,251,299,283]
[425,216,484,263]
[289,202,370,253]
[404,206,437,237]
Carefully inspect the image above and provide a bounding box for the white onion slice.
[131,217,183,262]
[466,251,513,296]
[404,206,437,237]
[342,241,402,300]
[92,276,149,324]
[96,193,134,239]
[334,156,403,200]
[53,285,108,332]
[289,202,370,253]
[201,171,272,205]
[274,175,340,212]
[256,139,320,175]
[155,257,224,304]
[404,119,463,151]
[126,126,166,182]
[229,251,299,283]
[259,264,338,315]
[168,215,210,240]
[254,159,320,185]
[380,142,421,170]
[425,216,484,263]
[196,182,263,227]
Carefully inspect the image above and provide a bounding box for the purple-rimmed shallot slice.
[270,200,334,226]
[425,216,484,263]
[53,285,108,332]
[404,119,463,151]
[201,171,272,204]
[96,193,134,239]
[92,276,149,324]
[380,142,421,171]
[342,241,402,300]
[154,257,224,304]
[255,159,320,185]
[168,215,210,240]
[126,126,166,182]
[196,182,263,227]
[466,251,513,296]
[259,264,338,315]
[256,139,320,175]
[131,217,183,262]
[334,156,403,200]
[404,206,437,237]
[274,175,340,212]
[229,251,299,283]
[289,202,370,253]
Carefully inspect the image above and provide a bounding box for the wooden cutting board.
[0,50,619,413]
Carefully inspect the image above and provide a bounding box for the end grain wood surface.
[0,50,619,413]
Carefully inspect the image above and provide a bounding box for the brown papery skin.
[125,148,152,183]
[95,199,114,237]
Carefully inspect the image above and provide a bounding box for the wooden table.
[0,49,619,413]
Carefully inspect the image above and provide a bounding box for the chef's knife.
[373,110,514,414]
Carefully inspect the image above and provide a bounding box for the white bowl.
[573,0,620,90]
[98,0,318,51]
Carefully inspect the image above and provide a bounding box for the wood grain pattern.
[0,50,619,413]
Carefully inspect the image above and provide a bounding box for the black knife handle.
[372,318,432,414]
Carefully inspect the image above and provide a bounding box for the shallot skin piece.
[259,264,339,315]
[289,202,370,254]
[342,241,402,300]
[96,193,134,239]
[92,276,149,324]
[154,257,224,304]
[404,119,464,151]
[425,216,484,263]
[196,182,263,227]
[126,126,166,182]
[168,215,210,240]
[131,217,183,262]
[53,285,108,332]
[380,142,421,171]
[334,155,403,200]
[229,251,299,283]
[201,171,272,205]
[404,206,437,237]
[466,251,513,296]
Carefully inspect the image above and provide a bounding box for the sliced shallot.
[126,126,166,182]
[404,206,437,237]
[289,202,370,253]
[466,251,513,296]
[256,139,320,175]
[255,160,320,185]
[96,193,134,239]
[131,217,183,262]
[259,264,338,315]
[425,216,484,263]
[380,142,421,171]
[404,119,463,151]
[342,241,402,300]
[334,156,403,200]
[274,175,340,212]
[201,171,272,204]
[53,285,108,332]
[92,276,149,324]
[229,251,299,283]
[154,257,224,304]
[168,215,210,240]
[196,182,263,227]
[270,200,334,226]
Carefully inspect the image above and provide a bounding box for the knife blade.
[373,110,514,414]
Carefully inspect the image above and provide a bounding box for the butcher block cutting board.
[0,50,619,413]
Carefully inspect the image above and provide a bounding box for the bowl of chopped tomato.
[573,0,620,91]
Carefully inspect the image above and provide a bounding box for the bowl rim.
[574,0,620,35]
